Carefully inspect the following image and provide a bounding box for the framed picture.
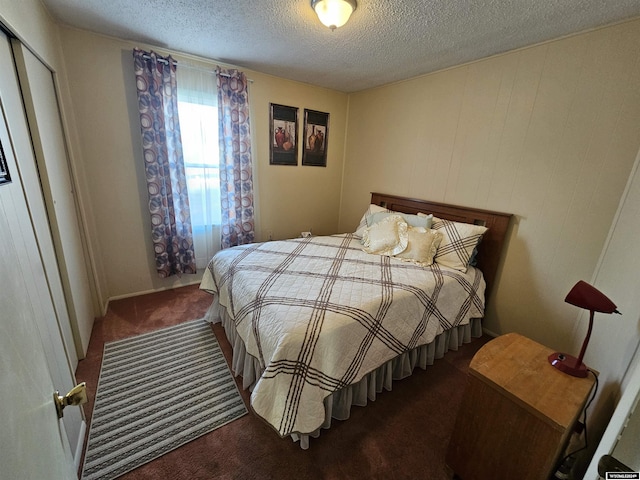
[0,137,11,186]
[269,103,298,166]
[302,109,329,167]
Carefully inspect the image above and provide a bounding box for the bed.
[200,192,512,448]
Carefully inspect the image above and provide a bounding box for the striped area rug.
[81,319,247,480]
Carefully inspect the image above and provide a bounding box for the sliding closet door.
[2,37,88,465]
[11,40,95,357]
[2,55,78,371]
[0,30,78,478]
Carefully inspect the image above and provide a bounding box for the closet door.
[0,32,86,468]
[0,31,78,479]
[12,39,95,357]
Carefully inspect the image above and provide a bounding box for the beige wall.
[7,2,640,471]
[56,18,640,379]
[0,0,59,67]
[340,23,640,470]
[247,66,348,241]
[57,27,348,300]
[341,19,640,358]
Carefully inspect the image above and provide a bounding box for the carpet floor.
[81,319,247,480]
[76,284,490,480]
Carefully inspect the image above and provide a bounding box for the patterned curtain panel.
[133,48,196,277]
[216,68,255,248]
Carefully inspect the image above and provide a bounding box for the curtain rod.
[140,53,253,81]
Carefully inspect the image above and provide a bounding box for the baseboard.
[482,327,499,338]
[107,278,203,304]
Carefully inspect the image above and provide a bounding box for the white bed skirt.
[204,297,482,449]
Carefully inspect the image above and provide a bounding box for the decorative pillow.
[431,217,487,272]
[354,204,390,238]
[394,227,443,266]
[362,214,408,256]
[367,211,433,230]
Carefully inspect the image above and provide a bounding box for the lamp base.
[548,352,588,378]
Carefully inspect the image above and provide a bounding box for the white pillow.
[362,214,408,256]
[354,204,389,238]
[395,227,443,266]
[367,211,433,229]
[431,217,487,272]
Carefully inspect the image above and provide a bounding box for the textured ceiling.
[41,0,640,93]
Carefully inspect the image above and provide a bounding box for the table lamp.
[548,280,620,377]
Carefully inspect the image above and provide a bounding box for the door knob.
[54,382,88,418]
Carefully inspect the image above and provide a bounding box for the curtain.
[216,68,255,248]
[133,48,196,277]
[175,64,222,268]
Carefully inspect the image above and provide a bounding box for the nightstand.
[446,332,596,480]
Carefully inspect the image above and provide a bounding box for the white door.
[0,31,80,478]
[12,39,96,358]
[0,32,86,463]
[1,41,79,371]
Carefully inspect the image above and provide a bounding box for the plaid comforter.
[200,234,485,437]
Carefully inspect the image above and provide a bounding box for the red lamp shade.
[548,281,620,377]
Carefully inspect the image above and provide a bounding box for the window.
[176,67,221,268]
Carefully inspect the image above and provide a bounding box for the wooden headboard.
[370,192,512,301]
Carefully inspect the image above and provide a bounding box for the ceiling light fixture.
[311,0,357,31]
